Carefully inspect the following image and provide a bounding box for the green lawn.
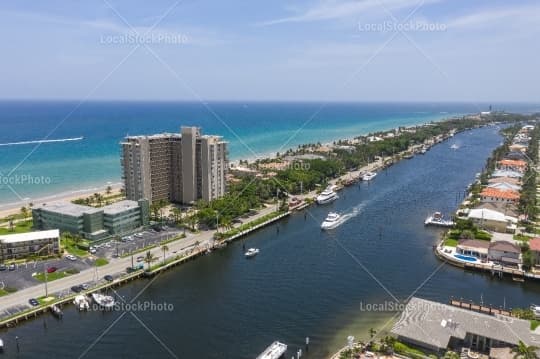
[444,238,458,247]
[33,271,71,282]
[95,258,109,266]
[0,220,34,235]
[0,287,17,297]
[61,237,89,257]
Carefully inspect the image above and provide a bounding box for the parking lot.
[0,226,185,292]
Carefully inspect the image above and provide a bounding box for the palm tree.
[20,206,28,219]
[368,328,377,340]
[161,244,169,265]
[512,341,539,359]
[106,185,112,195]
[144,251,157,270]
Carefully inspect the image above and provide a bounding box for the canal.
[2,125,539,359]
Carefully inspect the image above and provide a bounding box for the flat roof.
[392,297,540,350]
[35,201,102,216]
[103,200,140,215]
[0,229,60,244]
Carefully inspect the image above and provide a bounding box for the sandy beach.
[0,182,123,219]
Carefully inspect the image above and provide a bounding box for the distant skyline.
[0,0,538,102]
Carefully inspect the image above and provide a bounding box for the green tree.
[144,251,157,270]
[161,244,169,265]
[511,340,539,359]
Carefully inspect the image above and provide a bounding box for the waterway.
[2,125,540,359]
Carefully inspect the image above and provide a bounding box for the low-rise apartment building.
[0,229,60,261]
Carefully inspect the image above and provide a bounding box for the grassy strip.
[61,237,89,257]
[0,287,17,297]
[33,271,71,282]
[443,238,458,247]
[95,258,109,267]
[0,220,33,235]
[216,211,286,239]
[531,320,540,331]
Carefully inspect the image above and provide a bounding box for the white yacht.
[362,172,377,181]
[321,212,346,230]
[424,212,454,227]
[245,248,260,258]
[316,187,338,204]
[91,293,115,309]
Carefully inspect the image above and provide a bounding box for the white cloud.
[258,0,440,26]
[447,5,540,30]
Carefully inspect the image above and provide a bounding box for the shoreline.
[0,112,468,217]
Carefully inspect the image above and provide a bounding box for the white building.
[0,229,60,261]
[467,208,517,233]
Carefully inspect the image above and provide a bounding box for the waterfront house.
[488,241,521,267]
[456,239,489,260]
[475,202,519,218]
[0,229,60,261]
[391,297,540,354]
[504,151,529,161]
[467,208,517,233]
[488,177,521,186]
[509,143,527,153]
[529,238,540,267]
[486,182,521,192]
[479,188,520,204]
[497,159,527,173]
[490,169,523,179]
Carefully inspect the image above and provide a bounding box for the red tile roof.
[498,159,527,168]
[530,238,540,252]
[480,188,520,200]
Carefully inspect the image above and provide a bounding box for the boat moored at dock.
[91,293,115,309]
[424,212,454,227]
[51,304,63,319]
[362,172,377,181]
[256,341,287,359]
[73,295,90,311]
[316,186,339,204]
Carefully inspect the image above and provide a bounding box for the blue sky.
[0,0,538,102]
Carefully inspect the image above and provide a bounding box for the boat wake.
[328,203,365,229]
[0,136,84,147]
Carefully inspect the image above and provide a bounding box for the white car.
[89,249,97,254]
[66,254,77,261]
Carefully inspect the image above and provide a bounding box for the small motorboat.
[424,212,454,227]
[244,248,260,258]
[51,304,63,318]
[0,338,4,351]
[73,295,90,311]
[362,172,377,181]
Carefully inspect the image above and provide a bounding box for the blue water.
[0,101,538,206]
[454,254,478,262]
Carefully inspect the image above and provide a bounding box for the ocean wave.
[0,136,84,146]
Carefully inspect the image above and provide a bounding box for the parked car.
[71,285,83,293]
[0,264,6,271]
[47,266,57,273]
[80,283,90,290]
[8,264,16,271]
[66,254,77,261]
[28,298,39,306]
[104,275,114,282]
[89,248,97,254]
[136,256,144,262]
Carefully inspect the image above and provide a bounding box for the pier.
[449,297,512,317]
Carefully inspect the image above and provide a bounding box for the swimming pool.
[454,254,478,262]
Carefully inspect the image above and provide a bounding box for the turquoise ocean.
[0,101,538,207]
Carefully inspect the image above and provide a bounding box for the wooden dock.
[449,297,512,317]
